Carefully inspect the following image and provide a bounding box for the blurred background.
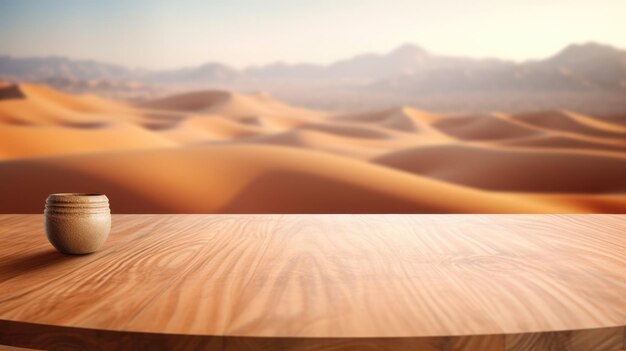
[1,0,625,213]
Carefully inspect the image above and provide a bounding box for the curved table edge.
[1,320,624,351]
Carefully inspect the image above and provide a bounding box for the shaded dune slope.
[497,134,626,153]
[0,123,176,160]
[507,110,626,139]
[432,114,539,140]
[374,144,626,193]
[139,90,324,120]
[0,145,565,214]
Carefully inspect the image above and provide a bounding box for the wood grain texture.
[506,326,624,351]
[0,214,625,351]
[0,344,38,351]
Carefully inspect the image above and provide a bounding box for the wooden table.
[0,215,625,351]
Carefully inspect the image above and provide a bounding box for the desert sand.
[1,83,625,213]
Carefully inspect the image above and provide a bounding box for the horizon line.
[0,40,621,72]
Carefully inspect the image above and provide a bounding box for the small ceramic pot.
[44,193,111,254]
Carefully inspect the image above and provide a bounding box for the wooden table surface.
[0,214,625,351]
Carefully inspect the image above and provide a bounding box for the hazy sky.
[1,0,625,69]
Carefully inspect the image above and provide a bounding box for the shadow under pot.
[44,193,111,254]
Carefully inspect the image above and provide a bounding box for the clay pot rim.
[46,193,109,204]
[49,193,106,197]
[45,211,111,216]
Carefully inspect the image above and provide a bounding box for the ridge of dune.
[527,194,626,213]
[17,83,130,113]
[299,122,398,139]
[373,144,626,193]
[432,114,540,140]
[184,114,269,135]
[0,84,26,100]
[9,83,96,112]
[507,110,626,139]
[0,83,138,126]
[161,115,268,143]
[379,108,455,140]
[497,133,626,153]
[0,144,570,214]
[333,108,396,123]
[373,107,442,132]
[0,122,177,160]
[237,114,304,129]
[138,89,324,119]
[244,120,453,159]
[564,111,626,133]
[138,90,231,111]
[334,106,443,133]
[335,106,440,123]
[379,110,422,132]
[327,107,454,149]
[401,106,443,123]
[244,129,390,159]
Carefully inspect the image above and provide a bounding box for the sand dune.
[161,115,268,143]
[0,122,176,160]
[373,144,626,193]
[0,84,176,159]
[507,110,626,139]
[1,83,625,213]
[497,134,626,153]
[0,84,133,125]
[243,118,452,159]
[139,89,324,120]
[334,107,442,133]
[336,107,440,124]
[0,144,573,213]
[244,130,386,159]
[526,194,626,213]
[432,114,539,140]
[0,84,25,100]
[429,112,626,154]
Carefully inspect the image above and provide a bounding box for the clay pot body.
[44,193,111,254]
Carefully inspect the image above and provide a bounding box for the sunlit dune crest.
[1,83,625,213]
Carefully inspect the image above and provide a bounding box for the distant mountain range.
[1,42,625,92]
[373,43,626,93]
[1,42,625,114]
